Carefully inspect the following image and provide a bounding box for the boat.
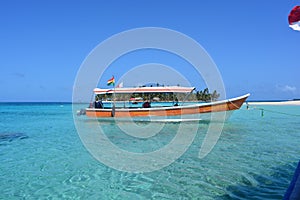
[82,86,249,122]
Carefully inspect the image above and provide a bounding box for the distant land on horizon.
[247,99,300,102]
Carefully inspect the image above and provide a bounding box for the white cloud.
[276,85,297,93]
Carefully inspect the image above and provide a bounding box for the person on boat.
[95,100,103,108]
[174,97,179,106]
[142,101,151,108]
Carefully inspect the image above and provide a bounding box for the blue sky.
[0,0,299,101]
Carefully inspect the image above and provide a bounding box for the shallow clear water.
[0,103,299,199]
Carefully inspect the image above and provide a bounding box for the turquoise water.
[0,103,299,199]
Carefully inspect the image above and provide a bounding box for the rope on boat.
[245,102,300,117]
[253,108,300,117]
[181,88,195,106]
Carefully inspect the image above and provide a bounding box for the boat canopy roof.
[94,86,195,94]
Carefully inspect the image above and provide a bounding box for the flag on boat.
[288,6,300,31]
[107,76,115,86]
[116,82,123,88]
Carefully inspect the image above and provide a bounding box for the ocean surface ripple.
[0,103,299,199]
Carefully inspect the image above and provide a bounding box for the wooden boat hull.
[85,94,249,120]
